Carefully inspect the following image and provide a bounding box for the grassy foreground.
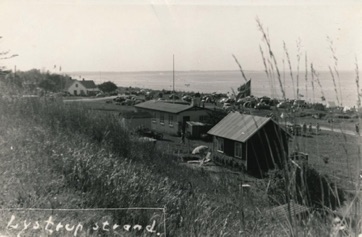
[1,95,359,236]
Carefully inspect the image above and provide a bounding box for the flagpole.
[173,54,175,104]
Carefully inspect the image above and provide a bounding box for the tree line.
[0,69,118,94]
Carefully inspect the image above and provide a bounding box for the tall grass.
[232,18,362,237]
[1,95,316,236]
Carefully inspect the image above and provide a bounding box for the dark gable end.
[247,120,289,175]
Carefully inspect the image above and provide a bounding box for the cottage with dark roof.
[66,79,100,96]
[207,111,289,176]
[134,100,210,135]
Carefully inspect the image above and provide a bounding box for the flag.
[237,80,251,98]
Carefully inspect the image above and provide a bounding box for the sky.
[0,0,361,72]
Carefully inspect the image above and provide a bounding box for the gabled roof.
[135,100,207,114]
[207,111,286,143]
[66,79,98,90]
[64,79,75,90]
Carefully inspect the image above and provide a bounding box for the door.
[182,116,190,133]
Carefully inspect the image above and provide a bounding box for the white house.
[66,79,100,96]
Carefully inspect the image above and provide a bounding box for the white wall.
[136,107,211,135]
[151,112,179,135]
[67,81,87,95]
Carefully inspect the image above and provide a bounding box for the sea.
[68,70,361,107]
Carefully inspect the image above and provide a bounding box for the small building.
[185,121,212,139]
[207,111,290,176]
[134,100,211,136]
[119,111,153,130]
[66,79,100,96]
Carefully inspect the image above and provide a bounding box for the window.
[75,84,78,88]
[160,113,164,124]
[199,115,208,123]
[217,137,224,152]
[234,142,242,158]
[168,114,173,126]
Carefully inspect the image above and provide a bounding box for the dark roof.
[135,100,206,114]
[65,79,98,90]
[80,80,98,89]
[207,111,285,143]
[64,79,75,90]
[119,111,152,119]
[162,100,190,105]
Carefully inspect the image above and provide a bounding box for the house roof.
[119,111,152,119]
[80,80,97,89]
[135,100,207,114]
[207,111,285,143]
[64,79,75,90]
[66,79,98,90]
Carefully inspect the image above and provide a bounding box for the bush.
[266,165,345,211]
[295,165,345,210]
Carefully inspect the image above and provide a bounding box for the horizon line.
[64,69,358,74]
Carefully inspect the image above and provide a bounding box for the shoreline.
[66,71,361,108]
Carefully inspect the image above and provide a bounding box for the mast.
[173,54,175,103]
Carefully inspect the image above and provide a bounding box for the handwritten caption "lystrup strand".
[6,215,161,236]
[0,208,165,237]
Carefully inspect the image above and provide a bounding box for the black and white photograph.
[0,0,361,236]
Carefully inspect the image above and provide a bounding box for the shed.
[185,121,212,139]
[207,111,290,176]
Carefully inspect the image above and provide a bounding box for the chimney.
[191,97,201,107]
[192,92,201,107]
